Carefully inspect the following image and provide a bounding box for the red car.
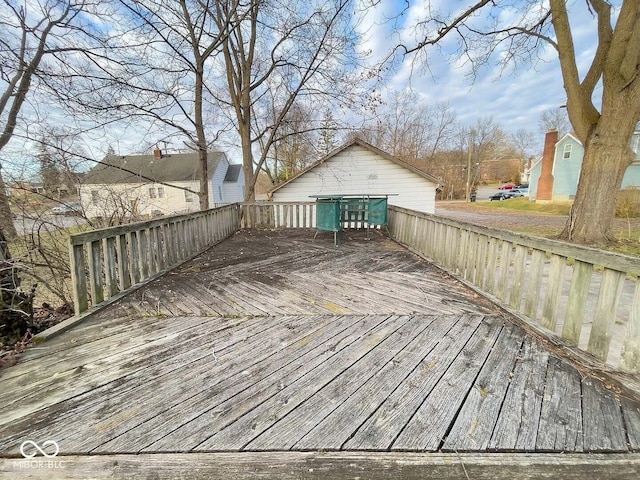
[498,183,516,190]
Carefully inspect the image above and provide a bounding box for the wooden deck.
[1,230,640,478]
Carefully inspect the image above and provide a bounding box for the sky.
[1,0,608,177]
[353,0,602,144]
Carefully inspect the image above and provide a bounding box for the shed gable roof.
[84,151,225,185]
[269,139,440,194]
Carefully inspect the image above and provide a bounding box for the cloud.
[358,0,603,141]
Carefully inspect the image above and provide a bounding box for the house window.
[91,190,99,203]
[149,187,157,199]
[157,186,164,198]
[218,186,223,201]
[184,190,195,203]
[563,144,572,159]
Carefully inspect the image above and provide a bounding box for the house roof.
[268,139,441,194]
[84,151,225,185]
[224,164,242,183]
[556,132,582,146]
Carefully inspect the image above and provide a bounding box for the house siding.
[271,145,437,213]
[211,156,229,206]
[528,159,542,201]
[623,163,640,188]
[221,167,245,203]
[529,132,640,201]
[551,136,584,200]
[79,181,200,218]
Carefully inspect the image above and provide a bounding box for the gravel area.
[435,201,640,234]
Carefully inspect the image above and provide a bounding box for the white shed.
[269,139,440,213]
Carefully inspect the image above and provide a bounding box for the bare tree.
[539,108,571,137]
[212,0,363,201]
[511,128,537,159]
[47,0,239,211]
[0,0,97,239]
[358,90,457,167]
[398,0,640,244]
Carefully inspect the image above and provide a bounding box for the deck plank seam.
[284,315,444,451]
[232,315,417,451]
[334,314,468,452]
[435,319,507,452]
[383,315,492,452]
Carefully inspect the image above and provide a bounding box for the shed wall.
[271,145,437,213]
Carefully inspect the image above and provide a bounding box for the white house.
[79,148,244,219]
[269,139,441,214]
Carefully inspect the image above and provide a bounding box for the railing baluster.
[103,237,118,298]
[622,279,640,372]
[88,240,104,306]
[524,249,546,319]
[541,254,566,332]
[509,245,528,312]
[117,234,131,291]
[588,268,625,360]
[562,261,594,345]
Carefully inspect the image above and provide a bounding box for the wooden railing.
[69,204,241,315]
[240,202,316,229]
[388,205,640,373]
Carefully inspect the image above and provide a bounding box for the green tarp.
[314,196,388,231]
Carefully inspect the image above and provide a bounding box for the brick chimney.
[153,146,162,159]
[536,129,558,201]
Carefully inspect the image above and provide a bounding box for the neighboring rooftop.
[84,150,225,184]
[223,164,242,182]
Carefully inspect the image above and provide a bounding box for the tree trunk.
[0,167,17,240]
[0,229,34,340]
[241,124,256,201]
[560,123,633,244]
[194,67,210,211]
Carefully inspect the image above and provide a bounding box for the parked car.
[51,202,83,215]
[509,189,527,198]
[498,183,516,190]
[516,183,529,189]
[489,191,514,201]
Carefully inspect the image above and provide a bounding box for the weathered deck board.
[92,315,384,453]
[391,317,503,450]
[0,229,638,469]
[581,377,627,451]
[442,325,525,451]
[292,316,464,450]
[3,452,640,480]
[114,230,496,318]
[621,396,640,450]
[344,315,486,450]
[487,338,549,451]
[536,357,584,452]
[193,315,418,451]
